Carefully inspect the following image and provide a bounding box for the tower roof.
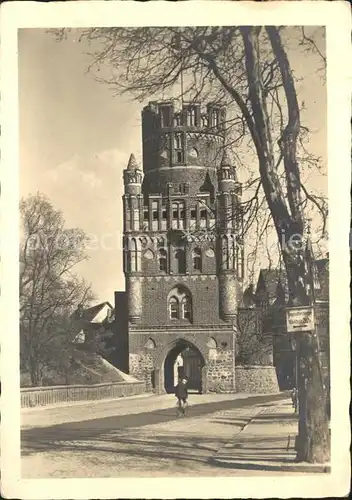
[218,149,239,183]
[221,150,232,168]
[305,236,314,258]
[126,153,140,171]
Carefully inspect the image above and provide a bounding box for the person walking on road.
[175,377,188,417]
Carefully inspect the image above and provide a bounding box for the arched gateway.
[159,339,206,394]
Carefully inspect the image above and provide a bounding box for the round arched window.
[189,147,199,159]
[205,248,215,258]
[158,249,167,272]
[145,338,156,349]
[167,286,192,322]
[192,248,202,271]
[169,296,179,319]
[207,337,217,349]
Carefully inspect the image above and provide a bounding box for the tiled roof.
[69,302,114,343]
[74,301,113,322]
[256,257,329,305]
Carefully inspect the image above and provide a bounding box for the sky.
[19,27,327,304]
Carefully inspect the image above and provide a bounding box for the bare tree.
[52,26,327,282]
[20,193,95,386]
[52,25,329,462]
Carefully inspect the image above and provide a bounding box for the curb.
[239,406,265,432]
[209,400,332,474]
[208,405,267,464]
[210,456,331,473]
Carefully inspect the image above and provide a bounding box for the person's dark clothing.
[175,381,188,401]
[291,387,298,412]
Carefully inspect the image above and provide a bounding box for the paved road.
[21,392,288,478]
[21,392,261,429]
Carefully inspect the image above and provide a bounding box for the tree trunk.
[241,26,330,463]
[30,361,39,386]
[296,333,330,462]
[267,28,330,464]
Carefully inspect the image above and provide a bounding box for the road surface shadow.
[21,393,287,457]
[22,393,286,433]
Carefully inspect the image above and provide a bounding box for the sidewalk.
[210,398,331,473]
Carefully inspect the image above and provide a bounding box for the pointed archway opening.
[163,340,205,394]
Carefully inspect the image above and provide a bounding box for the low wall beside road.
[235,365,280,394]
[21,381,146,408]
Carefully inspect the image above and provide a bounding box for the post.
[232,323,236,392]
[286,307,314,459]
[295,341,299,412]
[295,345,299,392]
[290,333,299,412]
[296,331,312,460]
[295,334,304,454]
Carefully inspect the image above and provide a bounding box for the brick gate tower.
[121,100,244,393]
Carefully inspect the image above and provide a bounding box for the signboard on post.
[286,306,315,333]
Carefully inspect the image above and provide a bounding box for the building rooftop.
[255,256,329,306]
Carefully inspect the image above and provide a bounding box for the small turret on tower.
[216,150,243,322]
[123,153,143,233]
[123,153,143,324]
[218,151,238,193]
[123,153,143,196]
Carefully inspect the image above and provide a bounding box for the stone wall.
[129,352,154,391]
[235,365,279,394]
[207,348,234,392]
